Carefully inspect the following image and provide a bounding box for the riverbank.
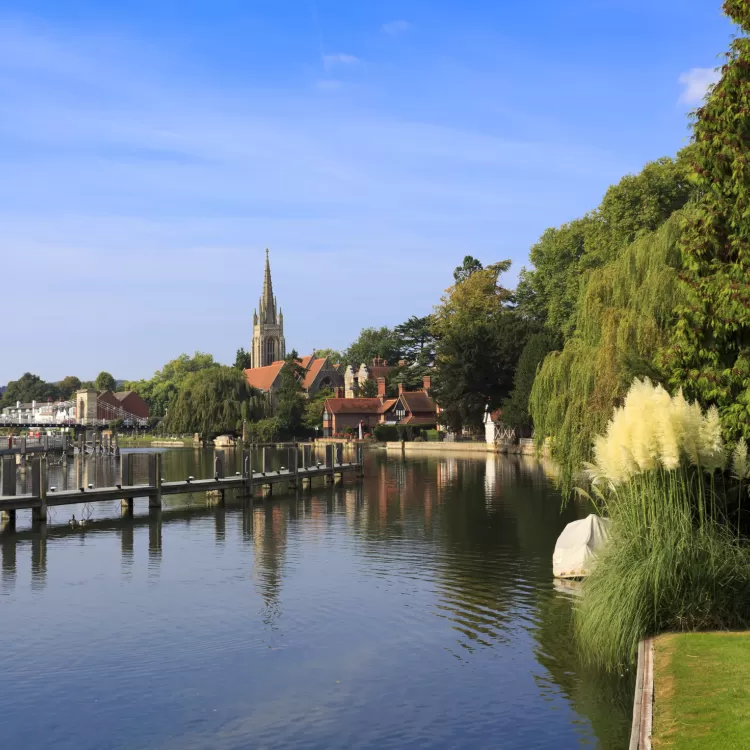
[384,439,547,456]
[652,632,750,748]
[117,435,192,448]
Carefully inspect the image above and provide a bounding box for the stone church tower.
[251,249,286,368]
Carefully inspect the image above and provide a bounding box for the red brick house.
[322,376,437,436]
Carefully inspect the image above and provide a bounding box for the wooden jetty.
[0,442,363,530]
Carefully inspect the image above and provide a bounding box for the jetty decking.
[0,442,363,528]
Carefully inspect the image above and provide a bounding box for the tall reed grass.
[574,379,750,670]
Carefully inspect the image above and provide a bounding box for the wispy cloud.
[678,67,720,105]
[323,53,358,70]
[0,18,627,381]
[382,20,410,35]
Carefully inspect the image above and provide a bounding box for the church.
[250,248,286,368]
[245,250,343,398]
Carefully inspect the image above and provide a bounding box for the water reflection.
[0,449,631,749]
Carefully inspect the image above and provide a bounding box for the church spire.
[261,248,276,323]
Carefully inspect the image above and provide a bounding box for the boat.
[552,514,610,579]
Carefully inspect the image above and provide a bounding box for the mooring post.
[1,456,17,530]
[113,432,120,457]
[213,450,225,505]
[250,448,255,497]
[120,453,134,515]
[262,446,268,475]
[149,453,163,510]
[32,457,47,525]
[77,432,84,455]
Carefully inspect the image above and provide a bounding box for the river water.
[0,449,632,749]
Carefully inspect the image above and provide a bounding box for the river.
[0,448,632,749]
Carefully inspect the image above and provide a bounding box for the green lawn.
[653,632,750,749]
[116,435,193,447]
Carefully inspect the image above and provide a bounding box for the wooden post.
[262,446,268,475]
[32,457,47,525]
[78,432,84,455]
[113,432,120,457]
[149,453,162,509]
[1,456,16,529]
[325,444,334,483]
[214,450,224,480]
[120,453,134,514]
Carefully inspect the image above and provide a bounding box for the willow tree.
[661,0,750,441]
[530,215,686,489]
[165,366,267,438]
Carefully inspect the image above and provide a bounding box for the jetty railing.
[0,442,364,529]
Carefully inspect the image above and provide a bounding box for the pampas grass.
[584,378,725,487]
[574,378,750,671]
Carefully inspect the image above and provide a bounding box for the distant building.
[75,388,149,425]
[250,249,286,368]
[95,390,150,421]
[322,376,437,437]
[344,357,397,398]
[245,353,344,401]
[1,400,75,424]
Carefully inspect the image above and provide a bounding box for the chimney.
[335,386,345,398]
[398,383,404,396]
[377,377,386,401]
[422,375,431,392]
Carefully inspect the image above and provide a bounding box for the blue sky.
[0,0,732,383]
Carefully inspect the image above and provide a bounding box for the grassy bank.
[653,632,750,749]
[117,435,192,447]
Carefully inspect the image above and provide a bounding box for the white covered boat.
[553,514,610,579]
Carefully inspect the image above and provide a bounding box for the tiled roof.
[378,398,398,414]
[324,398,383,415]
[113,391,136,401]
[244,361,285,392]
[299,355,313,370]
[400,391,436,414]
[399,416,438,425]
[302,358,326,390]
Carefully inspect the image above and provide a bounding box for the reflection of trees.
[531,589,633,749]
[355,452,631,743]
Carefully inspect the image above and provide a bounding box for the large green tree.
[58,376,82,399]
[394,315,437,367]
[662,0,750,441]
[453,255,483,284]
[95,371,116,392]
[343,327,402,368]
[501,331,558,432]
[432,261,530,431]
[515,154,694,338]
[0,373,61,407]
[274,352,306,438]
[164,366,266,438]
[234,348,251,370]
[125,351,219,417]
